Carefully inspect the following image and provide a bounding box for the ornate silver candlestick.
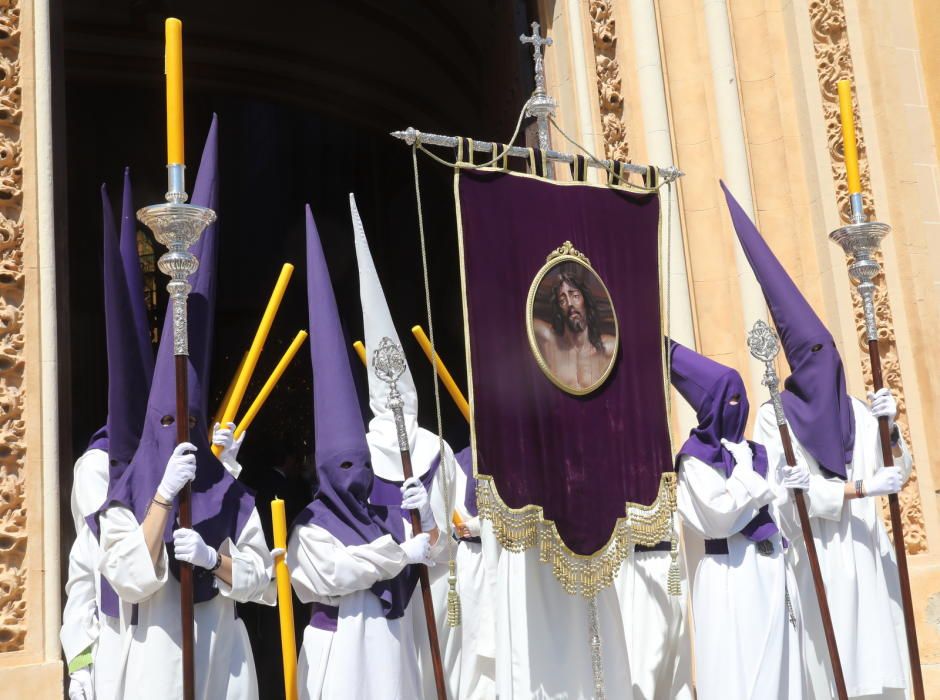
[136,164,216,700]
[828,199,924,700]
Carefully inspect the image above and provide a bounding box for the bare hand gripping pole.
[747,320,848,700]
[137,165,216,700]
[372,337,447,700]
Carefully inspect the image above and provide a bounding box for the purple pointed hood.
[294,204,419,620]
[670,339,777,542]
[99,171,155,474]
[99,116,254,605]
[721,182,854,479]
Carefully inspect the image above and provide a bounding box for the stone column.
[0,0,63,693]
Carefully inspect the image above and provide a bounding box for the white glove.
[780,457,811,491]
[172,528,218,570]
[868,388,898,430]
[267,547,286,580]
[401,476,436,532]
[863,467,903,497]
[157,442,197,502]
[212,422,244,465]
[400,532,433,565]
[68,668,93,700]
[721,438,753,474]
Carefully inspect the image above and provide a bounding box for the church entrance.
[56,0,536,694]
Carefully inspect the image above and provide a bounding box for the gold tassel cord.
[446,560,461,627]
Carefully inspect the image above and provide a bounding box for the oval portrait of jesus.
[526,243,619,395]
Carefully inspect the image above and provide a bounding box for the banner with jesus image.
[455,167,675,596]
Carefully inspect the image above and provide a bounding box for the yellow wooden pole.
[210,352,248,438]
[352,340,367,367]
[271,498,297,700]
[213,263,294,456]
[410,325,470,423]
[233,331,308,439]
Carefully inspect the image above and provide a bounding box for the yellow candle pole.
[837,79,864,221]
[411,325,471,423]
[213,263,294,457]
[353,340,367,367]
[271,498,298,700]
[165,18,184,166]
[233,331,308,439]
[210,352,248,438]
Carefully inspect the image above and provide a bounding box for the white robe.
[483,516,636,700]
[288,516,447,700]
[429,461,496,700]
[613,526,693,700]
[60,448,123,700]
[98,504,274,699]
[677,453,803,699]
[754,398,912,699]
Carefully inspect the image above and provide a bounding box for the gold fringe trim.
[476,472,677,598]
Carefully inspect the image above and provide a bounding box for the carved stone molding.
[0,0,24,652]
[808,0,926,553]
[589,1,630,162]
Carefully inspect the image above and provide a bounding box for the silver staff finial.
[372,336,409,449]
[520,21,557,163]
[747,320,787,427]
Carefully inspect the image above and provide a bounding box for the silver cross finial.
[519,21,557,171]
[520,22,552,98]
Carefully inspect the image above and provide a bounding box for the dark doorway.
[57,0,535,695]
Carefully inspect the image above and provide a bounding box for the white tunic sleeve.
[287,524,408,605]
[60,526,100,663]
[98,505,168,603]
[677,454,773,539]
[215,508,275,605]
[753,402,846,522]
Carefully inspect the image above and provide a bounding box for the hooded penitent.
[350,193,440,483]
[670,340,777,542]
[721,182,854,479]
[294,204,419,619]
[98,116,254,604]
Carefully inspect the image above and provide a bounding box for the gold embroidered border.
[476,472,676,598]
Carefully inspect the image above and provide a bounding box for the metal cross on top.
[520,21,557,164]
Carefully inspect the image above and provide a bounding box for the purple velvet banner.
[457,169,671,555]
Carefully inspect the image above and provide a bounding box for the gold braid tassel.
[667,514,681,596]
[446,559,461,627]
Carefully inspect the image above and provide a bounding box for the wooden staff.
[370,337,447,699]
[747,320,848,700]
[830,79,924,700]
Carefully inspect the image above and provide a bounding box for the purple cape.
[670,340,777,542]
[722,182,854,479]
[294,204,418,620]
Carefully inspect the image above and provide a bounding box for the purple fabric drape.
[457,169,671,555]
